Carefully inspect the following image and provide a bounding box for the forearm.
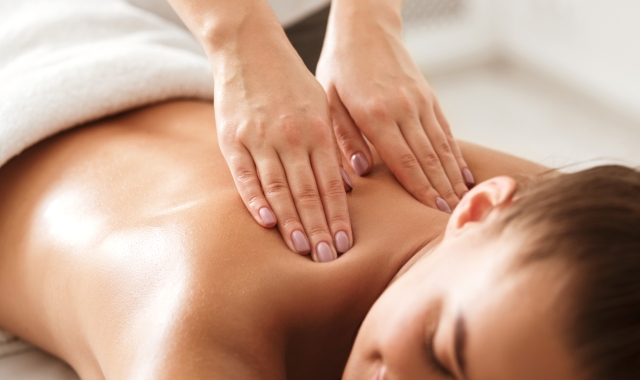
[329,0,403,36]
[166,0,298,75]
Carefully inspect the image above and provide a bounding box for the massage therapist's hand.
[316,0,475,213]
[167,0,352,262]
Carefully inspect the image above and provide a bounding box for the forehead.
[463,259,580,380]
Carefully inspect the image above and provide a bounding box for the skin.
[344,177,580,380]
[168,0,353,260]
[167,0,471,261]
[0,101,564,379]
[317,0,472,209]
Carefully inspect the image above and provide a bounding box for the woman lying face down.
[0,101,637,379]
[347,166,640,380]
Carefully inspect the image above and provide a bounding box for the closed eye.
[426,332,452,377]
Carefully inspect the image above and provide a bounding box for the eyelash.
[426,334,452,377]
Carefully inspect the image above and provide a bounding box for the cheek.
[346,320,429,380]
[347,251,458,378]
[377,323,430,377]
[363,296,441,378]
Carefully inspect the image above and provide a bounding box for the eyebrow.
[454,313,469,379]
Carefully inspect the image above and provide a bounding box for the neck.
[389,232,444,286]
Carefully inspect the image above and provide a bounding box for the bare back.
[0,101,545,379]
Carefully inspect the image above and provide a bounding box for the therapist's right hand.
[208,16,352,263]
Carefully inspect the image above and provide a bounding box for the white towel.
[0,0,214,168]
[0,1,327,378]
[0,3,212,372]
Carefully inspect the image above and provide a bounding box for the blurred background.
[402,0,640,169]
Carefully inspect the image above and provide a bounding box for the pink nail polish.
[462,168,475,187]
[341,168,353,191]
[335,231,350,253]
[292,230,310,254]
[351,152,369,176]
[317,242,334,263]
[259,207,276,225]
[436,197,452,214]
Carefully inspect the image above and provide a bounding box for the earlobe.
[446,176,517,235]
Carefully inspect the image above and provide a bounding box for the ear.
[445,176,517,237]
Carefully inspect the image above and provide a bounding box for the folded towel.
[0,1,327,377]
[0,0,214,168]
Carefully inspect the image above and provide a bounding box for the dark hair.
[496,165,640,380]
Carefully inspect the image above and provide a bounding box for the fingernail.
[335,231,350,253]
[351,152,369,176]
[292,230,310,253]
[259,207,276,225]
[436,197,452,214]
[462,168,475,187]
[341,168,353,192]
[317,242,334,263]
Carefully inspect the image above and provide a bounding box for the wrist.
[330,0,403,37]
[204,16,299,79]
[198,4,286,60]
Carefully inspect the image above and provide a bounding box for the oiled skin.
[0,101,545,379]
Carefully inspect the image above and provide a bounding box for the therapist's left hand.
[316,1,475,213]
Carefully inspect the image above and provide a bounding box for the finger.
[399,119,460,211]
[225,147,277,228]
[420,108,469,201]
[254,151,311,255]
[369,127,442,210]
[434,100,475,188]
[310,148,353,255]
[326,97,353,193]
[326,86,373,177]
[281,152,337,263]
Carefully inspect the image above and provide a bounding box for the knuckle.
[398,153,420,170]
[442,124,454,137]
[218,120,238,137]
[366,98,390,120]
[312,124,333,145]
[264,178,290,197]
[437,142,453,156]
[280,120,304,145]
[443,188,457,200]
[414,186,437,201]
[422,152,441,169]
[452,178,467,190]
[396,90,414,113]
[234,166,255,185]
[279,215,300,229]
[419,93,433,109]
[305,224,328,238]
[405,180,429,197]
[308,115,330,130]
[322,178,346,198]
[335,126,358,146]
[235,123,253,141]
[328,214,350,227]
[247,194,263,207]
[279,115,332,147]
[422,183,435,194]
[295,186,322,206]
[426,188,440,200]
